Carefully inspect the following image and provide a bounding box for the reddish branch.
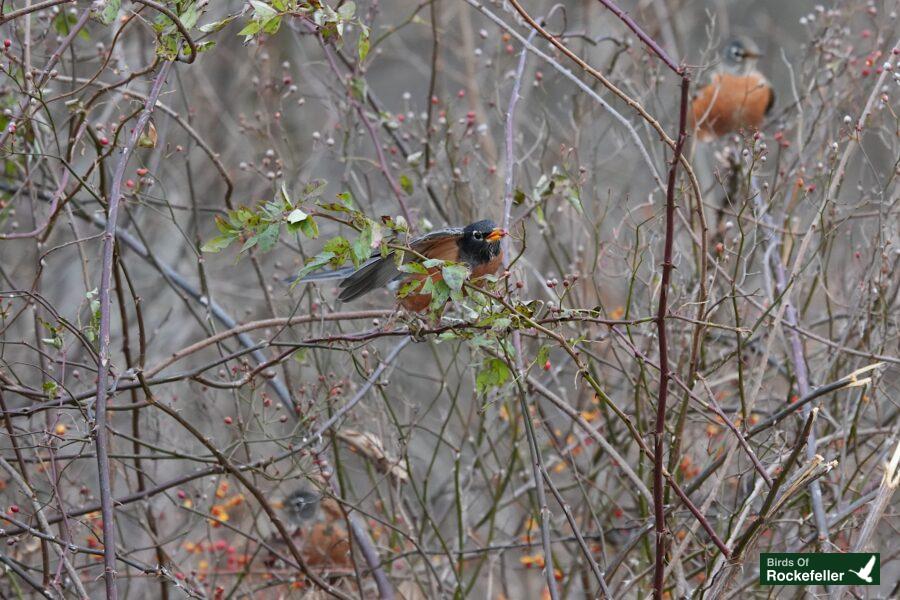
[593,0,681,74]
[651,75,690,600]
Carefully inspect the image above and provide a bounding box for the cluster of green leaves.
[289,194,402,282]
[234,0,368,59]
[201,181,327,255]
[394,259,470,313]
[82,289,101,345]
[94,1,214,60]
[514,165,584,226]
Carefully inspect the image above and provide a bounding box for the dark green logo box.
[760,553,880,586]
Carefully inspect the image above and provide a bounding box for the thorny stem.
[651,75,690,600]
[92,59,173,600]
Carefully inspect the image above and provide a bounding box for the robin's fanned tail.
[291,219,507,311]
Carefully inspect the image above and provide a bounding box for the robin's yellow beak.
[486,228,507,243]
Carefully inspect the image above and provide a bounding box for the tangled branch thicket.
[1,0,898,598]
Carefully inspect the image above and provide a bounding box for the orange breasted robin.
[266,488,352,572]
[295,219,507,312]
[691,37,774,140]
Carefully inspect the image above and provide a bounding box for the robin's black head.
[723,36,761,73]
[285,488,321,523]
[458,220,506,266]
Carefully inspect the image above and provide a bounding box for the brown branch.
[92,59,173,600]
[650,75,690,600]
[0,0,73,24]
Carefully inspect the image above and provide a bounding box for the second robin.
[265,488,352,573]
[295,219,507,311]
[691,36,774,140]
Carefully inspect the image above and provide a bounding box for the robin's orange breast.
[691,72,773,140]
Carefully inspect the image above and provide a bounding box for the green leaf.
[303,180,327,198]
[262,15,282,34]
[249,0,278,20]
[291,251,336,286]
[180,3,200,29]
[357,28,370,62]
[338,1,356,20]
[406,151,422,166]
[199,14,240,33]
[476,358,511,394]
[256,223,280,252]
[298,216,319,239]
[350,77,367,102]
[41,337,63,350]
[397,279,423,298]
[42,381,59,399]
[287,208,308,224]
[536,345,550,367]
[398,262,428,275]
[241,234,259,252]
[237,20,261,38]
[429,279,451,311]
[99,0,121,26]
[322,236,351,264]
[201,234,235,253]
[399,174,413,195]
[441,263,469,293]
[351,224,373,265]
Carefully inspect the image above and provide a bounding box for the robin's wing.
[337,254,400,301]
[408,227,465,254]
[764,86,775,115]
[337,228,465,302]
[412,228,464,260]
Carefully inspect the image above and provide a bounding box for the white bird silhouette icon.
[848,555,876,583]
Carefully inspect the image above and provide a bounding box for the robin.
[295,219,507,312]
[266,488,352,572]
[691,36,774,140]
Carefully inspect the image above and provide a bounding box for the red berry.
[224,416,233,425]
[543,360,551,371]
[136,168,148,176]
[457,89,465,98]
[8,505,19,514]
[177,490,187,499]
[3,39,11,49]
[125,179,135,188]
[99,137,109,146]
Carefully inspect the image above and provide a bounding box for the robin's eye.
[473,231,482,240]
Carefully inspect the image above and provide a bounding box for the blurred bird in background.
[691,36,774,140]
[265,488,352,576]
